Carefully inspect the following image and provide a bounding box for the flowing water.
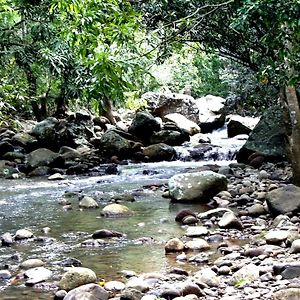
[0,127,246,299]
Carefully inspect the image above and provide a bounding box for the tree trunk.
[284,85,300,186]
[102,98,116,125]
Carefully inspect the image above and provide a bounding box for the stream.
[0,127,247,299]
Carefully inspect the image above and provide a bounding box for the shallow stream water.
[0,127,246,299]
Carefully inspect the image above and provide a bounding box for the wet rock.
[158,284,181,299]
[11,133,37,151]
[218,211,243,230]
[15,229,33,240]
[150,129,189,146]
[24,267,52,286]
[227,116,253,138]
[1,232,13,246]
[112,193,135,203]
[92,229,124,239]
[168,171,228,202]
[28,166,51,177]
[246,204,266,216]
[265,230,289,244]
[229,263,260,286]
[185,226,208,237]
[272,288,300,300]
[79,196,99,209]
[0,141,14,157]
[101,204,132,217]
[81,239,106,247]
[58,257,82,267]
[185,238,210,251]
[64,283,109,300]
[198,208,232,219]
[104,280,126,292]
[54,289,67,300]
[143,143,176,162]
[193,268,220,287]
[59,146,81,160]
[20,258,44,269]
[266,185,300,215]
[165,238,185,253]
[290,239,300,253]
[176,281,204,297]
[128,111,161,142]
[59,267,97,291]
[281,266,300,279]
[182,215,198,225]
[175,209,197,223]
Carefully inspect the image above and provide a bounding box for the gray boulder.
[26,148,61,168]
[196,95,226,133]
[11,132,38,151]
[142,92,199,123]
[168,171,228,202]
[149,130,189,146]
[99,129,140,159]
[227,115,256,138]
[143,143,176,162]
[164,113,201,135]
[236,105,288,163]
[272,288,300,300]
[266,185,300,215]
[128,111,161,142]
[31,117,59,145]
[0,141,14,157]
[64,283,108,300]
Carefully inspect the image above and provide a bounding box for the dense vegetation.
[1,0,300,181]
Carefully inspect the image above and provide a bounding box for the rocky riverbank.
[0,161,299,300]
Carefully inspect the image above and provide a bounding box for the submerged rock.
[168,171,228,202]
[101,204,132,217]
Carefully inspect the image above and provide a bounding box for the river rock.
[281,265,300,279]
[59,146,81,160]
[24,267,53,286]
[64,283,109,300]
[20,258,44,269]
[185,226,208,237]
[15,229,33,240]
[168,171,228,202]
[92,229,123,239]
[99,129,140,159]
[266,185,300,215]
[101,204,132,217]
[236,105,288,163]
[0,270,11,279]
[120,288,144,300]
[128,111,161,142]
[229,263,260,286]
[1,232,13,246]
[0,141,14,157]
[142,92,199,123]
[175,209,197,223]
[143,143,176,162]
[193,268,220,287]
[79,196,99,208]
[185,239,210,251]
[265,230,289,244]
[31,117,59,144]
[164,113,200,135]
[48,173,65,180]
[176,281,204,297]
[290,239,300,253]
[218,211,243,230]
[26,148,60,168]
[198,208,232,219]
[196,95,226,133]
[150,129,189,146]
[227,115,255,138]
[11,132,37,151]
[272,288,300,300]
[104,280,126,292]
[126,277,150,292]
[165,238,185,252]
[59,267,97,291]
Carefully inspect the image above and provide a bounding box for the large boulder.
[142,92,199,123]
[0,141,14,157]
[26,148,62,168]
[59,267,97,291]
[64,283,109,300]
[196,95,226,133]
[168,171,228,202]
[99,129,140,159]
[227,115,259,138]
[10,132,38,151]
[266,185,300,215]
[128,111,161,143]
[272,288,300,300]
[236,105,288,163]
[149,130,189,146]
[143,143,176,162]
[164,113,200,135]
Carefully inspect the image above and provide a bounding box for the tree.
[136,0,300,185]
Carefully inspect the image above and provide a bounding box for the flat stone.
[24,267,52,286]
[20,259,44,269]
[185,226,208,237]
[265,230,289,244]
